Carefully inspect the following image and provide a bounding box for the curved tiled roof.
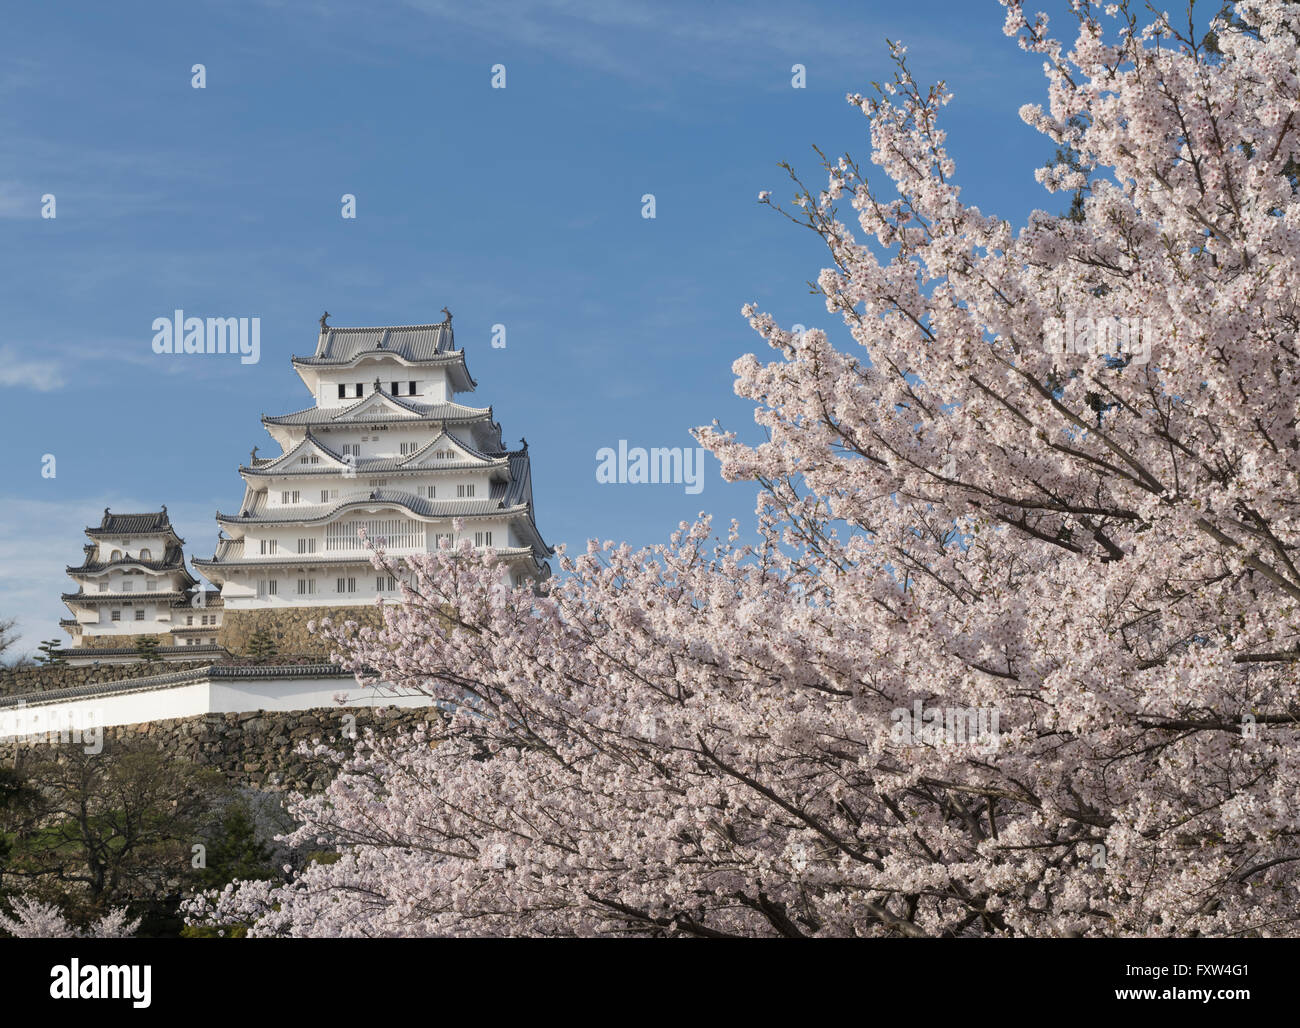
[216,489,527,526]
[0,662,350,710]
[297,323,454,364]
[86,508,181,541]
[170,589,224,608]
[62,590,185,604]
[67,543,189,575]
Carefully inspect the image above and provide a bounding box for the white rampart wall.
[0,675,436,740]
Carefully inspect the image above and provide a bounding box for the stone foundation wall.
[0,705,442,792]
[69,632,174,650]
[0,661,167,698]
[217,606,385,657]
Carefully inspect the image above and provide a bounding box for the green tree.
[7,742,222,916]
[134,636,161,663]
[197,801,278,889]
[246,628,278,663]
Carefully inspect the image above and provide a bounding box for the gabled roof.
[241,428,510,479]
[400,428,503,467]
[239,432,350,475]
[296,322,454,364]
[263,392,492,427]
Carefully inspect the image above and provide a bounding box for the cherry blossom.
[190,1,1300,937]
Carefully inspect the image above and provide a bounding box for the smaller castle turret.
[59,508,224,666]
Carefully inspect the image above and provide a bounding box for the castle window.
[110,549,122,560]
[391,381,399,395]
[376,575,397,592]
[297,578,316,595]
[409,381,416,395]
[355,383,364,397]
[122,580,134,592]
[336,577,357,594]
[426,485,437,498]
[457,484,476,498]
[338,384,346,398]
[140,548,151,560]
[260,539,278,555]
[400,442,416,456]
[297,538,316,554]
[187,615,194,625]
[98,581,108,592]
[134,610,145,621]
[111,609,121,622]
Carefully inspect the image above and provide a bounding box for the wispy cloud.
[0,346,65,391]
[247,0,956,89]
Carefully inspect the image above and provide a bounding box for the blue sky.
[0,0,1077,657]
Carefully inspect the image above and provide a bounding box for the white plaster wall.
[0,675,436,739]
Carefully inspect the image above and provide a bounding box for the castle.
[0,311,551,740]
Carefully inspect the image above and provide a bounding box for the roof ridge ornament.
[319,311,330,332]
[441,306,452,324]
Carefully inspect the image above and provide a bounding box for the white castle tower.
[60,507,224,665]
[194,311,552,611]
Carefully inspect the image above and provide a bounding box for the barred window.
[325,518,424,552]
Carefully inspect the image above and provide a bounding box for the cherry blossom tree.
[190,0,1300,937]
[0,897,139,939]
